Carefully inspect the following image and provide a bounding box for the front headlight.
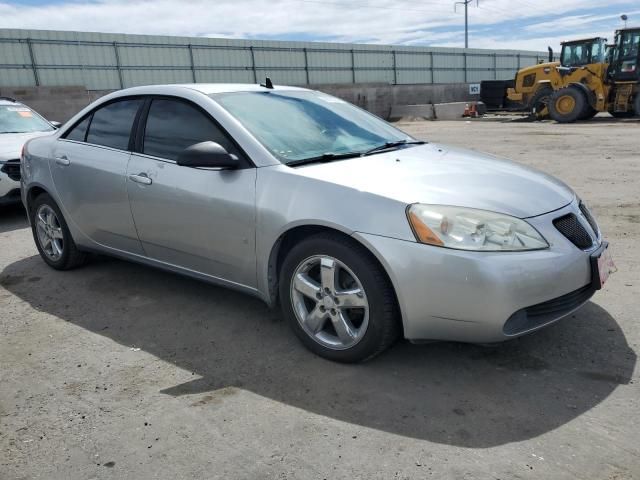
[407,204,549,251]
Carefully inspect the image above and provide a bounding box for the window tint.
[64,115,91,142]
[143,99,235,161]
[86,99,142,150]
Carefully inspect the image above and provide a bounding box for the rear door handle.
[129,173,152,185]
[54,155,70,166]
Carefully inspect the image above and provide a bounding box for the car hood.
[0,131,53,162]
[293,143,574,218]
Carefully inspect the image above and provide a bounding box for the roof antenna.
[260,77,274,89]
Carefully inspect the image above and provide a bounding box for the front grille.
[503,284,595,335]
[0,159,21,182]
[553,213,593,249]
[579,201,599,236]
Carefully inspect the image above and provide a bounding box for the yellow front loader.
[548,27,640,122]
[507,37,608,119]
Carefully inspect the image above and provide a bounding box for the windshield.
[212,90,412,164]
[0,105,54,134]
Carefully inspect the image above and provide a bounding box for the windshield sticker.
[18,111,34,118]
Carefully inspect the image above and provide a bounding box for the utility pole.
[454,0,478,48]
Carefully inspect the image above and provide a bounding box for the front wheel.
[30,193,86,270]
[579,105,598,120]
[279,233,400,363]
[549,87,586,123]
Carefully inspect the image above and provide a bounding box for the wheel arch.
[25,184,51,215]
[266,224,404,333]
[567,82,596,108]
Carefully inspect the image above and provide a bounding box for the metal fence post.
[429,51,434,84]
[493,53,497,80]
[249,46,257,83]
[113,41,124,89]
[303,47,310,85]
[350,49,356,83]
[187,44,196,83]
[26,38,40,86]
[463,51,467,83]
[392,50,397,85]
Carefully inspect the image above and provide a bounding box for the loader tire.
[528,87,552,119]
[549,87,586,123]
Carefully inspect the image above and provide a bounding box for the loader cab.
[608,28,640,81]
[559,37,607,68]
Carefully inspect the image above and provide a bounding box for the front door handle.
[54,155,70,166]
[129,173,152,185]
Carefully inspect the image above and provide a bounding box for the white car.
[0,97,57,205]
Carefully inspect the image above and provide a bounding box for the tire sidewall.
[549,87,586,123]
[279,235,396,362]
[30,193,74,269]
[530,87,552,116]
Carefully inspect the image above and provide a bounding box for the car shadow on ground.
[0,204,28,234]
[1,254,635,448]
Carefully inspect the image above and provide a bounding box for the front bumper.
[0,165,21,205]
[354,201,601,343]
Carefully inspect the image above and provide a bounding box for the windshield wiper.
[286,151,363,167]
[363,140,426,156]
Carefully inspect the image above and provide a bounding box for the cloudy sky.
[1,0,638,51]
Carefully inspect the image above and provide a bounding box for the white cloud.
[0,0,636,51]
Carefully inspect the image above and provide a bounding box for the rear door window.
[86,99,142,150]
[142,98,236,161]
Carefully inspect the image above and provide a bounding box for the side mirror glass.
[176,141,238,169]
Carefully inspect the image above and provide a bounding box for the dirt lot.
[1,117,639,480]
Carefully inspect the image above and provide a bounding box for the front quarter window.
[0,105,54,134]
[212,90,411,163]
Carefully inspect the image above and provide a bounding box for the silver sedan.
[21,83,615,362]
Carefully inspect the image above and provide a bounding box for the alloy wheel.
[290,255,369,350]
[35,204,64,261]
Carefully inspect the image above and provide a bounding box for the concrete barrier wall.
[1,83,479,122]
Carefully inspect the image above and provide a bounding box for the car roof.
[113,83,311,97]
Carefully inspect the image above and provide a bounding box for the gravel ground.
[1,116,639,480]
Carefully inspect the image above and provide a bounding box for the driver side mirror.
[49,121,62,128]
[176,141,239,169]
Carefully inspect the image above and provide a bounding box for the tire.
[549,87,586,123]
[528,87,552,119]
[30,192,86,270]
[279,232,400,363]
[579,105,598,120]
[635,94,640,117]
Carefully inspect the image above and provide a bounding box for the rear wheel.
[279,233,400,363]
[30,193,86,270]
[549,87,586,123]
[528,87,552,119]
